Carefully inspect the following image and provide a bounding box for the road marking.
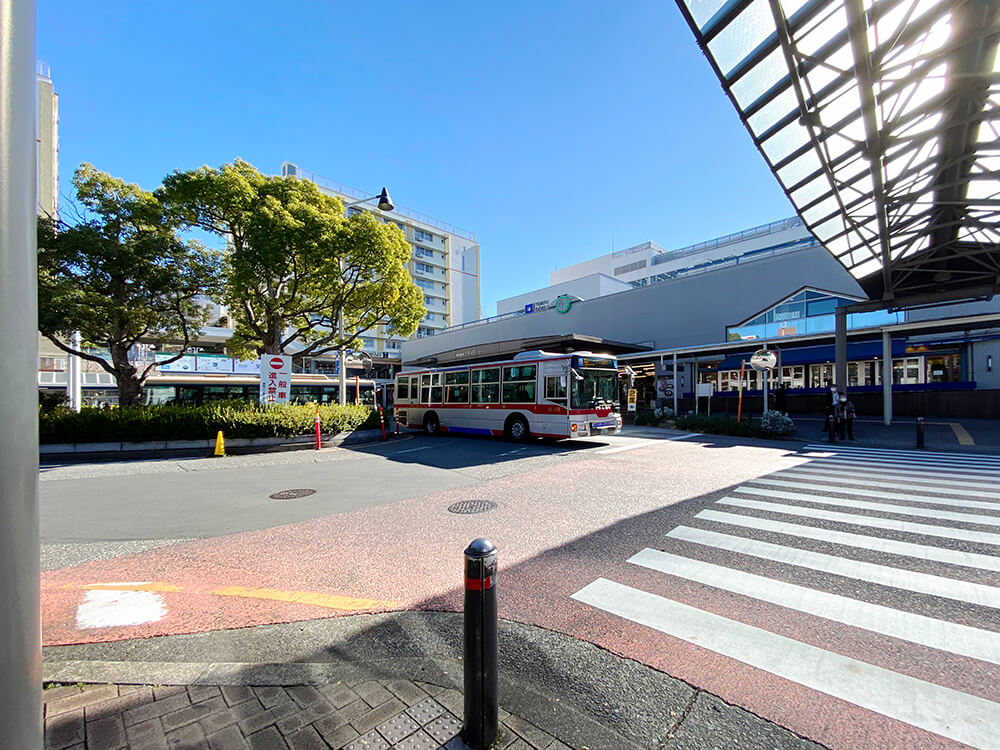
[668,432,702,441]
[948,422,976,445]
[949,423,976,445]
[691,511,1000,572]
[784,465,1000,492]
[499,447,529,456]
[714,496,1000,546]
[571,578,1000,750]
[598,440,656,454]
[732,486,1000,528]
[779,468,1000,500]
[803,444,1000,466]
[748,477,1000,513]
[805,456,1000,479]
[393,446,433,454]
[211,586,397,611]
[76,590,167,630]
[628,548,1000,665]
[668,525,1000,608]
[77,581,183,593]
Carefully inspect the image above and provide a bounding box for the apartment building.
[282,163,480,365]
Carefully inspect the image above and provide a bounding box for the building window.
[415,262,435,274]
[614,259,647,276]
[424,313,434,321]
[417,327,434,337]
[414,246,434,258]
[415,229,434,243]
[39,356,66,371]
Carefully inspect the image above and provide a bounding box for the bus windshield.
[572,369,618,410]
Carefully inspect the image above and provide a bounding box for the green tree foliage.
[159,160,424,359]
[37,164,221,406]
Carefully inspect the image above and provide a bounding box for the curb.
[39,428,388,461]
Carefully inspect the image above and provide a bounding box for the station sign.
[627,388,637,412]
[749,349,778,371]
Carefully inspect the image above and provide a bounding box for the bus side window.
[430,373,443,403]
[445,369,469,403]
[472,368,500,403]
[421,374,431,403]
[397,377,409,401]
[502,365,536,403]
[544,375,567,403]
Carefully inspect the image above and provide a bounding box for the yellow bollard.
[214,430,225,457]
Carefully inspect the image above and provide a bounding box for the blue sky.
[38,0,793,316]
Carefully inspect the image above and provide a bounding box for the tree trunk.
[110,343,143,407]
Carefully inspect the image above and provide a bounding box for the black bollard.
[462,538,499,750]
[916,417,925,448]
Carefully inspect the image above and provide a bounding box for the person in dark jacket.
[837,392,857,440]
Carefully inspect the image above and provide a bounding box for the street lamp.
[337,187,394,404]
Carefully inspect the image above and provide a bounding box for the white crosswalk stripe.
[779,468,1000,499]
[571,445,1000,748]
[803,444,1000,467]
[732,485,1000,527]
[572,579,1000,750]
[806,456,1000,479]
[747,477,1000,513]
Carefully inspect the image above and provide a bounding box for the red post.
[314,407,322,450]
[378,407,386,441]
[355,375,360,405]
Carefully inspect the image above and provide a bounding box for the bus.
[394,351,622,441]
[137,373,388,406]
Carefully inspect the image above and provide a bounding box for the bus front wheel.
[423,412,441,436]
[506,415,530,442]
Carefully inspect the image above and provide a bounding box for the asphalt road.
[40,428,1000,749]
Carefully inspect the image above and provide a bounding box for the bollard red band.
[465,576,493,591]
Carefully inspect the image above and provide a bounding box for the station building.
[402,217,1000,420]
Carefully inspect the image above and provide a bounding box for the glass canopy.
[674,0,1000,303]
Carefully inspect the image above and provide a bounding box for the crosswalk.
[571,444,1000,749]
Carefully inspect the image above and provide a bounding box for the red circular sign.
[269,357,284,369]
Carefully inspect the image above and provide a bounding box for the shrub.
[39,401,378,444]
[759,410,796,436]
[673,411,795,439]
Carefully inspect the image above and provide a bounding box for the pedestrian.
[775,383,788,414]
[838,392,856,440]
[822,384,836,433]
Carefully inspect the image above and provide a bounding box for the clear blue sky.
[38,0,793,316]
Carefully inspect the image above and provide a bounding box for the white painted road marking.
[669,524,1000,609]
[693,510,1000,572]
[779,468,1000,500]
[668,432,702,441]
[393,446,433,454]
[732,486,1000,527]
[571,578,1000,750]
[807,456,1000,479]
[715,496,1000,546]
[802,444,1000,467]
[75,590,167,630]
[628,548,1000,665]
[785,465,1000,492]
[598,440,656,454]
[748,477,1000,513]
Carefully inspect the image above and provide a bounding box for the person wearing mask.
[838,392,857,441]
[823,384,837,434]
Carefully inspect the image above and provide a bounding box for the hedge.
[39,401,380,444]
[672,412,796,438]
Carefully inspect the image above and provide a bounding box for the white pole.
[763,369,769,413]
[69,330,82,411]
[338,258,347,406]
[0,0,42,746]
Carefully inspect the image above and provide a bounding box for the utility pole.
[1,0,43,747]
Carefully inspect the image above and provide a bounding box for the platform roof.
[674,0,1000,305]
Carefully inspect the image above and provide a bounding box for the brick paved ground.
[43,679,569,750]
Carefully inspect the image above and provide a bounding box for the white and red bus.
[394,351,622,441]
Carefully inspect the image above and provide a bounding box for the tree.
[158,160,424,360]
[37,164,221,406]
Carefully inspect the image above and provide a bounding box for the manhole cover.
[269,488,317,500]
[447,500,497,514]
